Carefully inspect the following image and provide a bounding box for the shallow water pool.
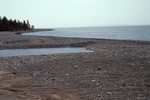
[0,47,93,57]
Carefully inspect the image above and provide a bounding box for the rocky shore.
[0,31,150,100]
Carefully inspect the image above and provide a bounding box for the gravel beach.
[0,31,150,100]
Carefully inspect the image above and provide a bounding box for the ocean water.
[24,26,150,41]
[0,47,92,57]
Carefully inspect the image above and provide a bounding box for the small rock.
[65,73,69,76]
[107,92,112,95]
[15,32,21,35]
[74,65,78,68]
[122,46,126,49]
[51,94,61,99]
[122,84,126,87]
[97,68,101,71]
[91,80,96,82]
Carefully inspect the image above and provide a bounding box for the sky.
[0,0,150,28]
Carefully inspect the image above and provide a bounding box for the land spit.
[0,31,150,100]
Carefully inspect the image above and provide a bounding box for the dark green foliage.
[0,16,32,31]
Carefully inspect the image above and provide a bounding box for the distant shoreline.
[19,28,55,34]
[28,28,54,32]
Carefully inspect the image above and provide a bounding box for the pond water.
[0,47,92,57]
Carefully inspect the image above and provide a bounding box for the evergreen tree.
[0,16,33,31]
[8,19,13,31]
[27,20,30,29]
[23,20,28,30]
[0,16,2,31]
[2,16,8,31]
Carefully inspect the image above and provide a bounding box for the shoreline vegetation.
[0,16,54,33]
[0,16,33,31]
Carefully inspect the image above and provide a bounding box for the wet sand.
[0,69,79,100]
[0,31,150,100]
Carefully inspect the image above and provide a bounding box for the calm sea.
[24,26,150,41]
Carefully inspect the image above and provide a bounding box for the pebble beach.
[0,31,150,100]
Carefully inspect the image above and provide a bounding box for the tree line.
[0,16,34,31]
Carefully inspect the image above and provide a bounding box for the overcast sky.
[0,0,150,28]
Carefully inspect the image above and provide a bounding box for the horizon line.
[36,24,150,29]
